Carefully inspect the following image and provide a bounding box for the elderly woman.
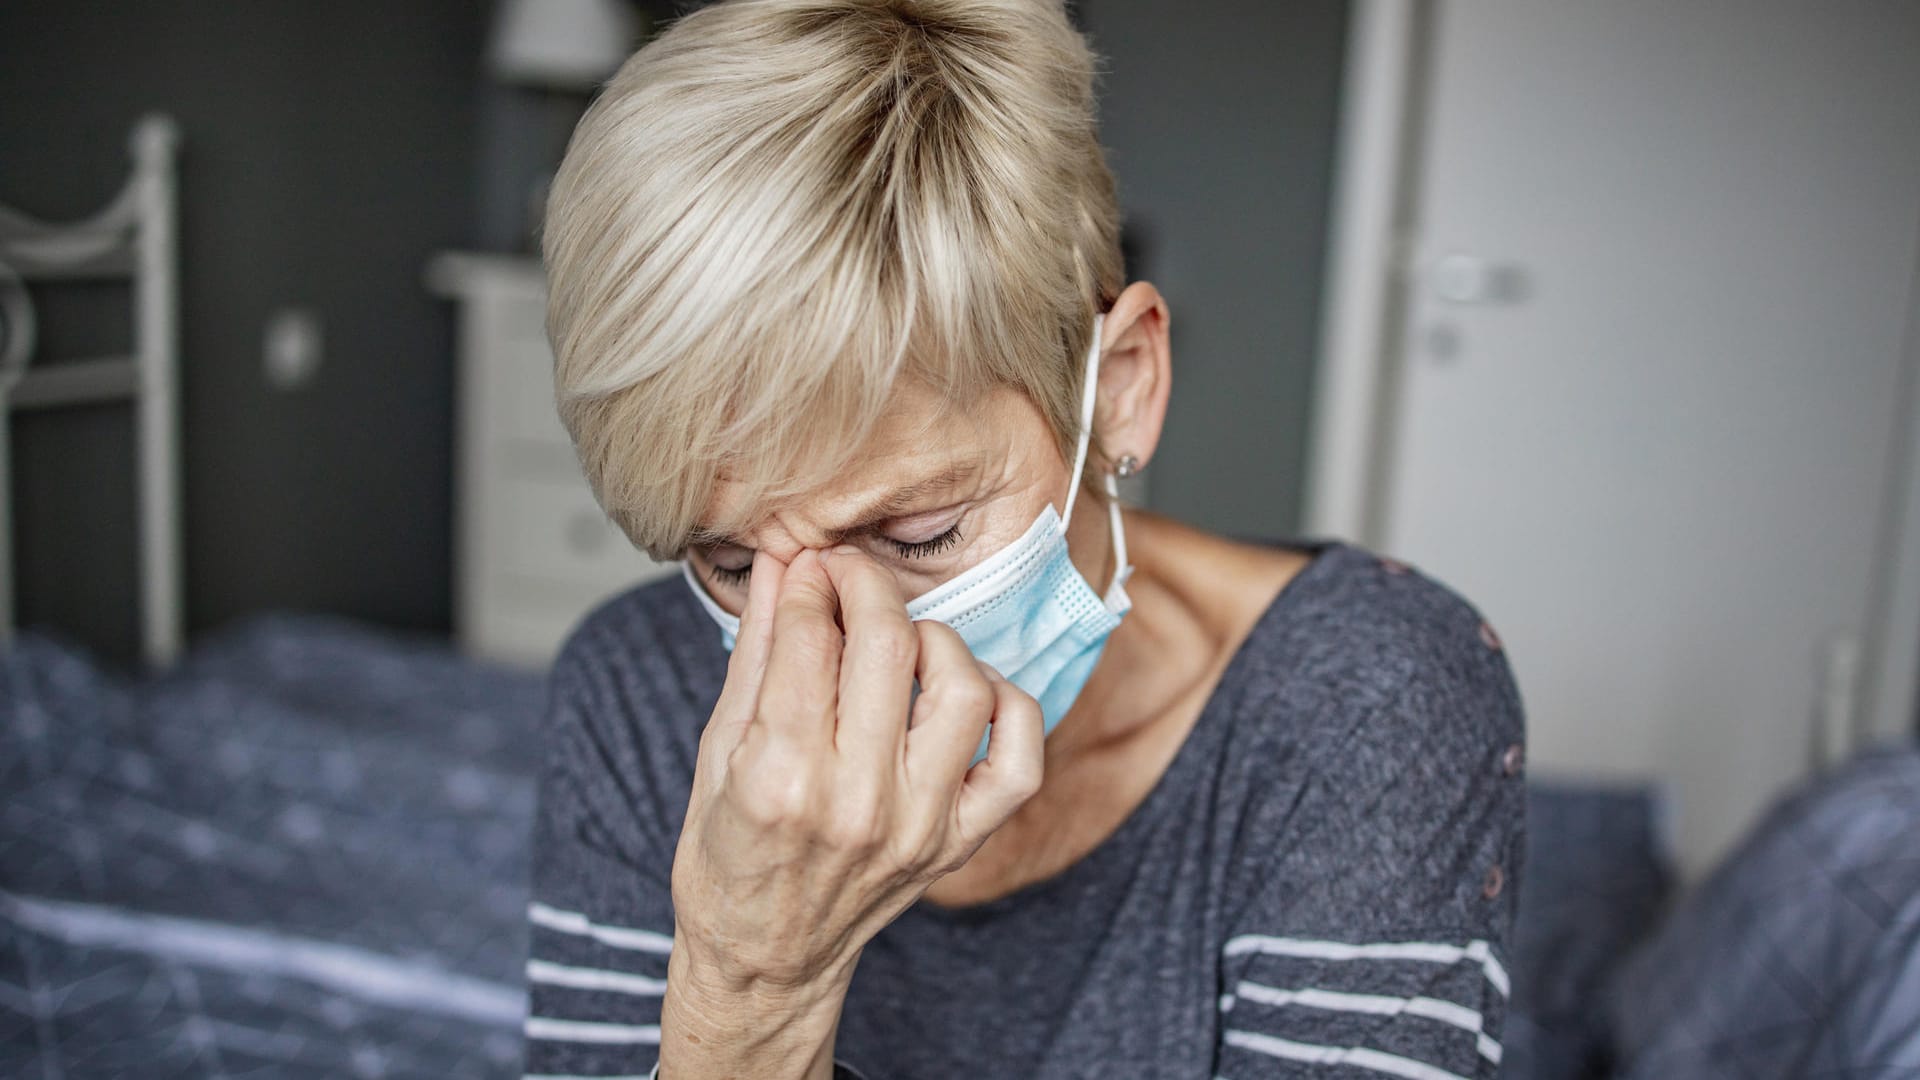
[525,1,1525,1078]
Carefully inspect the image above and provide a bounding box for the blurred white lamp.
[489,0,641,90]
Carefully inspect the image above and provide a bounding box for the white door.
[1375,1,1920,877]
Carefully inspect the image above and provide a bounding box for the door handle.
[1428,253,1530,305]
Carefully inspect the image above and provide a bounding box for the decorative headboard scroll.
[0,114,183,666]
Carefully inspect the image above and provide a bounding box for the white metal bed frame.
[0,114,184,667]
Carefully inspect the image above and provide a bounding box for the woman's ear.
[1094,281,1171,473]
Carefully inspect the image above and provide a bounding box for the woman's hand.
[659,545,1045,1079]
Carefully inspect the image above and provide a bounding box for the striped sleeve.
[1213,602,1526,1080]
[522,625,685,1080]
[1215,932,1510,1080]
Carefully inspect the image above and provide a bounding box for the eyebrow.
[690,460,980,550]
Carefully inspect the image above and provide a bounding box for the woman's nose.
[742,518,833,565]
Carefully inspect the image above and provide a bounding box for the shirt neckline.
[906,537,1349,925]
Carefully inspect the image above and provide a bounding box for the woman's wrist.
[659,945,853,1080]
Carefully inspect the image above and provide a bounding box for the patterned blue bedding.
[1,616,547,1078]
[1608,745,1920,1078]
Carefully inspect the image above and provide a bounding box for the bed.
[4,118,1915,1079]
[2,615,546,1077]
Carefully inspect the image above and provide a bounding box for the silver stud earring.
[1114,453,1141,479]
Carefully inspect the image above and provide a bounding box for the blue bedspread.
[1609,745,1920,1078]
[1,616,547,1078]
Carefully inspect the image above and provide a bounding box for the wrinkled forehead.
[693,380,1038,544]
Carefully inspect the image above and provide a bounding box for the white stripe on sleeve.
[528,901,674,955]
[1222,935,1509,998]
[527,958,668,997]
[1222,1029,1471,1080]
[524,1016,663,1044]
[1230,981,1501,1064]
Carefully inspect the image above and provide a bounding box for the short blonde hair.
[544,0,1124,559]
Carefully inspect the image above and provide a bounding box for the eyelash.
[703,524,964,588]
[887,522,962,560]
[707,563,751,588]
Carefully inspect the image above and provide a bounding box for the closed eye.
[705,562,751,588]
[697,520,963,588]
[886,522,962,559]
[698,543,755,589]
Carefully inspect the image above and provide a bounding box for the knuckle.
[948,676,996,717]
[918,680,971,721]
[724,723,769,772]
[854,622,918,670]
[1008,758,1045,801]
[730,753,814,827]
[786,616,842,660]
[915,618,962,651]
[775,626,844,684]
[775,572,834,619]
[1002,688,1042,727]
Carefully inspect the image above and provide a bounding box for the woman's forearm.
[657,947,849,1080]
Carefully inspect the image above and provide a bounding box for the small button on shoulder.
[1478,620,1503,651]
[1500,742,1524,777]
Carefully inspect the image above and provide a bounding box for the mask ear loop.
[1060,313,1105,534]
[1061,313,1135,608]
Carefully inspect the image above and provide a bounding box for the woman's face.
[685,380,1080,615]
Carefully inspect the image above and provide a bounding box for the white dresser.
[428,252,672,667]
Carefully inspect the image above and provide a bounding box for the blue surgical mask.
[682,313,1132,762]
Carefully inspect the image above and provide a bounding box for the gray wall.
[1083,0,1349,542]
[0,2,485,664]
[0,0,1349,663]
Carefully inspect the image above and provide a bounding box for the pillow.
[1608,744,1920,1078]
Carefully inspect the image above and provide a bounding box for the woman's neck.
[921,511,1309,909]
[1065,509,1302,746]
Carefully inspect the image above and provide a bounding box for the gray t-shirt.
[524,540,1527,1080]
